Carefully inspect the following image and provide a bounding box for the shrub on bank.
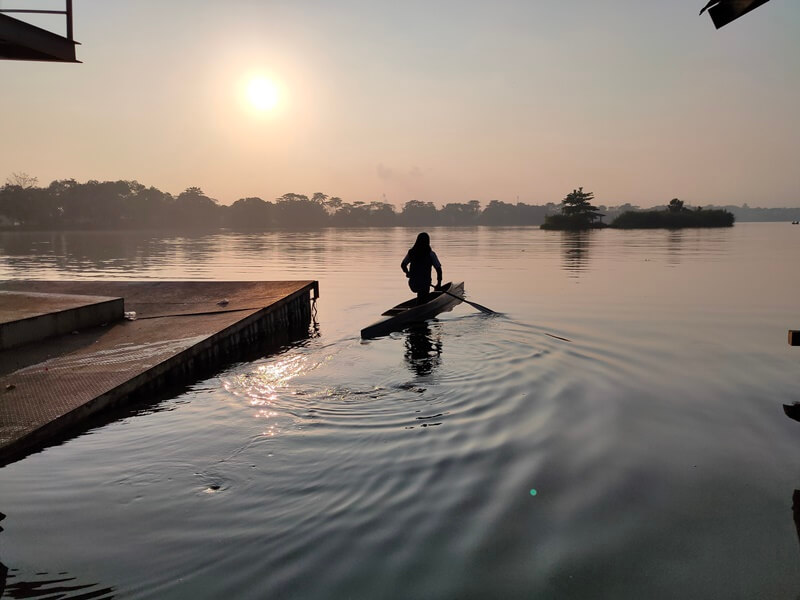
[611,209,734,229]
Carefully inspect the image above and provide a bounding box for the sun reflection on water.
[221,350,335,438]
[223,355,309,403]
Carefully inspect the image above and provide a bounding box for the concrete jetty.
[0,290,123,351]
[0,280,318,465]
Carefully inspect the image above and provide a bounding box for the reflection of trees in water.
[615,227,733,267]
[0,231,196,276]
[0,514,4,596]
[666,229,734,265]
[793,490,800,557]
[171,233,219,274]
[666,230,684,266]
[0,513,114,599]
[560,231,593,277]
[0,229,344,279]
[230,231,332,272]
[0,231,243,278]
[0,568,114,599]
[404,322,443,377]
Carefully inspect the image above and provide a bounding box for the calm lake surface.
[1,223,799,599]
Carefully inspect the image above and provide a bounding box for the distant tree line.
[0,174,796,230]
[0,176,555,230]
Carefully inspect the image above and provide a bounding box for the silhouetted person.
[402,232,442,304]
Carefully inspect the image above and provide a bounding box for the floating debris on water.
[416,413,443,420]
[395,383,426,393]
[545,333,572,342]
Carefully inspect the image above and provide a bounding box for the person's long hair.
[409,232,431,260]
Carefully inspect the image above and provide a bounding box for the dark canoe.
[360,282,464,339]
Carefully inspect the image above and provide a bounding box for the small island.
[541,191,735,230]
[540,188,607,231]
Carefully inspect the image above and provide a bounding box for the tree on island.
[611,199,734,229]
[668,198,685,213]
[562,188,600,219]
[541,187,605,230]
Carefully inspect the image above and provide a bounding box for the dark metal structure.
[0,1,79,62]
[700,0,773,29]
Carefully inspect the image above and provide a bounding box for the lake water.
[1,223,799,599]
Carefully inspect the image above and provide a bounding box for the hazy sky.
[2,0,799,207]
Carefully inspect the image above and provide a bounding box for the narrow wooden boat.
[360,282,464,339]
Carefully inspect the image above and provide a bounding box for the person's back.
[401,232,442,303]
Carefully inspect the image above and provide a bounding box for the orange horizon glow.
[2,3,800,208]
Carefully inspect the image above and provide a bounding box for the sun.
[246,77,279,111]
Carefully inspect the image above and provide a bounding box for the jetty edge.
[0,280,319,466]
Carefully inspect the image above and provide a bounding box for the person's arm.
[401,252,411,277]
[431,251,443,288]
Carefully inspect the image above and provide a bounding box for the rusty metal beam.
[700,0,773,29]
[66,0,73,42]
[0,12,79,62]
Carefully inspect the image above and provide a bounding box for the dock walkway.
[0,280,318,465]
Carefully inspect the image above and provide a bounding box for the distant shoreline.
[1,221,794,235]
[2,180,800,231]
[1,216,795,232]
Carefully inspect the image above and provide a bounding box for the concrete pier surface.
[0,280,318,465]
[0,290,123,350]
